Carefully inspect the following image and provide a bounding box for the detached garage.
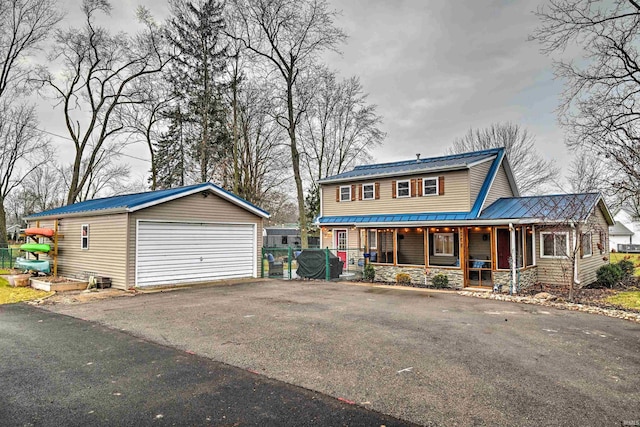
[25,183,270,289]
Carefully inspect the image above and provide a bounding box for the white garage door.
[136,221,255,287]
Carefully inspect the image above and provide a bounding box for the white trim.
[81,224,89,250]
[339,185,352,202]
[532,225,536,266]
[362,182,375,200]
[253,223,258,278]
[540,231,570,259]
[135,219,140,287]
[421,176,439,196]
[334,228,348,250]
[319,186,324,218]
[129,183,270,219]
[396,180,411,198]
[367,229,377,249]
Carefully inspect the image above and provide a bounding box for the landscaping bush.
[618,258,635,281]
[432,273,449,289]
[363,263,375,282]
[396,273,411,285]
[596,263,623,288]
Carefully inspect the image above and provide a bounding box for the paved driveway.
[48,280,640,426]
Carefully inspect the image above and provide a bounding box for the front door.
[335,229,348,264]
[496,228,510,270]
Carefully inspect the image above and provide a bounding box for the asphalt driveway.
[47,280,640,426]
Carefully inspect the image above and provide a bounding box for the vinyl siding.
[535,226,574,286]
[578,205,610,285]
[321,170,471,216]
[469,160,492,207]
[483,164,514,208]
[126,193,263,287]
[28,214,129,289]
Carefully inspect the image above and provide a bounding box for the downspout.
[571,222,580,288]
[509,223,517,294]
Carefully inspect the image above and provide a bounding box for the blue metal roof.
[25,182,270,219]
[318,148,503,183]
[478,193,601,221]
[318,211,473,224]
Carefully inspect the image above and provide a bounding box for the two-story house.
[316,148,614,291]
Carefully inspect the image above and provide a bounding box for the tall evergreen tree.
[154,109,188,189]
[165,0,229,183]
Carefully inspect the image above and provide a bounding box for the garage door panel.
[136,221,255,287]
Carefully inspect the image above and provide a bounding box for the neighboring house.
[6,224,22,242]
[263,226,320,248]
[24,183,270,289]
[315,148,613,290]
[610,208,640,251]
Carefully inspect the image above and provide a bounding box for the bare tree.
[566,150,619,208]
[531,0,640,201]
[449,122,559,195]
[0,0,62,101]
[229,0,346,248]
[300,68,385,222]
[33,0,169,205]
[0,102,50,247]
[21,163,65,213]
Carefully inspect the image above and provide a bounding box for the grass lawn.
[0,277,53,304]
[606,291,640,310]
[610,253,640,276]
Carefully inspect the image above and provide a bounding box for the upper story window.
[81,224,89,250]
[362,183,375,200]
[423,177,439,196]
[340,185,351,202]
[541,231,568,258]
[581,232,592,258]
[396,180,410,198]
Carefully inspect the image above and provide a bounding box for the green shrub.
[396,273,411,285]
[596,263,623,288]
[617,259,635,280]
[363,263,375,282]
[432,273,449,289]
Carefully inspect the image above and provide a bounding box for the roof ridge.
[493,192,599,200]
[353,147,503,171]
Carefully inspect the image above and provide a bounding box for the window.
[367,229,377,249]
[541,232,568,258]
[397,228,425,265]
[375,230,394,264]
[340,185,351,202]
[362,183,375,200]
[396,180,410,198]
[422,177,438,196]
[81,224,89,250]
[433,232,454,256]
[281,235,288,245]
[581,232,592,258]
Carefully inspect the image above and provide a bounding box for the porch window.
[340,185,351,202]
[397,228,425,265]
[362,183,375,200]
[581,232,592,258]
[541,232,569,258]
[396,180,410,198]
[373,230,394,264]
[367,229,377,249]
[422,177,438,196]
[525,226,534,266]
[428,229,459,267]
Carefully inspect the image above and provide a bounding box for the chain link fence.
[0,247,20,269]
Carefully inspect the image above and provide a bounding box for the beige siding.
[484,163,514,208]
[322,170,471,216]
[535,226,574,286]
[28,214,129,289]
[469,160,492,207]
[578,205,610,286]
[127,193,263,287]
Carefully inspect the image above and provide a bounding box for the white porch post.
[532,225,536,266]
[509,223,517,294]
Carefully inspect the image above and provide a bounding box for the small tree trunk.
[0,199,8,248]
[287,79,308,249]
[67,152,83,205]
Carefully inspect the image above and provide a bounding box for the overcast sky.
[41,0,569,187]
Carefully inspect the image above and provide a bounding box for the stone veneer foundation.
[373,264,538,292]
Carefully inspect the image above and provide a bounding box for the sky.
[39,0,570,188]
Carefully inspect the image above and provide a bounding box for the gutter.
[24,207,129,221]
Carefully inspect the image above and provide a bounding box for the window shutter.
[438,176,445,195]
[336,186,340,202]
[351,184,356,201]
[392,180,397,198]
[417,179,423,196]
[411,179,417,197]
[375,182,380,199]
[358,184,362,201]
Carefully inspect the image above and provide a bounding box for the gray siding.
[469,160,492,208]
[484,163,514,208]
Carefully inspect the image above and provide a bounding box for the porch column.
[509,223,517,294]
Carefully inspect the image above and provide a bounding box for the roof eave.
[24,207,129,221]
[318,164,471,185]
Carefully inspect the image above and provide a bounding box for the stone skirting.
[373,264,537,291]
[373,264,464,289]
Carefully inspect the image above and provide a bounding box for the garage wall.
[28,214,129,289]
[126,192,263,287]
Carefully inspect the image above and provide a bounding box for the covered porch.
[351,224,538,290]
